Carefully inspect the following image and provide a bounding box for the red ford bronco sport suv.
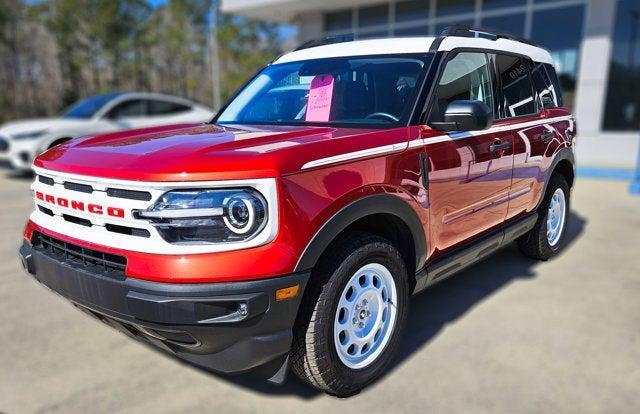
[19,27,576,397]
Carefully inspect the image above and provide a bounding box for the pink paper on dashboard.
[305,74,334,122]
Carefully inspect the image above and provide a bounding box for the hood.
[0,117,90,137]
[34,123,408,181]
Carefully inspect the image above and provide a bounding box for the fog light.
[238,303,248,316]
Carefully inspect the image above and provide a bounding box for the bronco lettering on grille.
[35,191,125,218]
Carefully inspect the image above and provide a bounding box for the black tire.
[517,174,570,260]
[290,232,410,397]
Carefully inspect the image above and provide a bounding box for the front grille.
[63,214,92,227]
[64,181,93,193]
[38,175,55,186]
[32,231,127,279]
[46,178,151,201]
[38,205,54,216]
[105,223,151,238]
[107,188,152,201]
[0,137,8,152]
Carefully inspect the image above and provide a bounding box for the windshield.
[217,54,431,127]
[63,93,123,119]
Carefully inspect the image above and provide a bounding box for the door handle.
[489,141,511,153]
[538,131,555,142]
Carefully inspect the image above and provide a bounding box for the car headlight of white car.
[11,129,49,140]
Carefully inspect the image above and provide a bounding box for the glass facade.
[603,0,640,131]
[481,13,526,37]
[530,5,585,110]
[395,0,430,24]
[436,0,475,17]
[322,0,587,111]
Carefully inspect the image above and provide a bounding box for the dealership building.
[222,0,640,170]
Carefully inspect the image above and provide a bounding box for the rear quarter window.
[531,62,557,109]
[542,63,564,108]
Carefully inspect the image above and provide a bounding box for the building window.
[481,13,526,37]
[325,10,352,33]
[358,4,389,32]
[436,0,475,17]
[530,5,585,110]
[395,0,430,24]
[603,0,640,131]
[482,0,526,11]
[395,25,430,36]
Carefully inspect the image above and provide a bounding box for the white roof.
[274,36,554,65]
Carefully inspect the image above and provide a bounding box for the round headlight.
[223,195,256,234]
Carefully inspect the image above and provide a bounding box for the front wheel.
[290,233,409,397]
[517,174,570,260]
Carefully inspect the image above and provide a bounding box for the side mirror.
[430,100,493,132]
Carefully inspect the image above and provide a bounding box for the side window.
[106,99,146,119]
[531,62,560,109]
[431,52,495,122]
[543,63,564,107]
[147,100,191,116]
[495,54,537,118]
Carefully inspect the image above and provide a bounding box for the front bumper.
[19,241,309,379]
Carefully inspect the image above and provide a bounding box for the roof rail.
[440,24,538,46]
[295,34,356,51]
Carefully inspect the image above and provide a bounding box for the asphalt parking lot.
[0,169,638,414]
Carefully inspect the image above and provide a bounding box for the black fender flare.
[535,147,575,210]
[294,194,427,273]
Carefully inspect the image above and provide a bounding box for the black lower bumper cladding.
[19,241,309,381]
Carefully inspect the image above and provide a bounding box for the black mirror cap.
[431,100,493,132]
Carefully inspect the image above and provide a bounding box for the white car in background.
[0,92,214,172]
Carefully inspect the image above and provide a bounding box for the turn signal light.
[276,285,300,301]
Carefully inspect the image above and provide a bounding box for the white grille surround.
[30,166,279,255]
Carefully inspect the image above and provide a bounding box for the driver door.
[422,51,514,255]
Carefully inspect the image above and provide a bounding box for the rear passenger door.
[424,51,514,254]
[493,54,553,220]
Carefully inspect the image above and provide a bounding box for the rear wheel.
[290,233,409,397]
[517,174,570,260]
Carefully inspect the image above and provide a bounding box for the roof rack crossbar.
[440,24,537,46]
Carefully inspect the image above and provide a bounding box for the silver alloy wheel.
[333,263,398,370]
[547,188,566,246]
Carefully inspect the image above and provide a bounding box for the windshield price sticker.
[305,74,334,122]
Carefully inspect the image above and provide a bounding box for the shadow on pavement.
[175,211,587,399]
[394,211,586,372]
